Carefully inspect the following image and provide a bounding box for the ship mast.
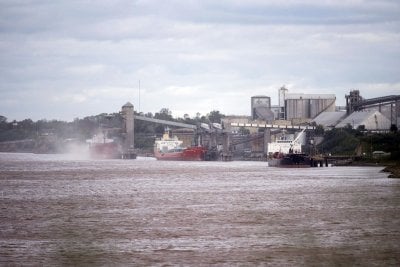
[138,80,141,113]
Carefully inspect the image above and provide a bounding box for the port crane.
[288,128,306,154]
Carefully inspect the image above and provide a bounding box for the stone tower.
[121,102,136,159]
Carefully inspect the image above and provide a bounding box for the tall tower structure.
[278,86,288,120]
[251,96,273,121]
[345,90,363,115]
[121,102,136,159]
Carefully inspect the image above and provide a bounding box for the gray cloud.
[0,0,399,121]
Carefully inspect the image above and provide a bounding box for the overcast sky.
[1,0,399,121]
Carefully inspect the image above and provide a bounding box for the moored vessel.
[267,137,301,155]
[267,129,311,167]
[268,153,312,167]
[154,132,207,161]
[87,133,122,159]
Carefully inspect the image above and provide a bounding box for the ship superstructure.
[268,129,310,167]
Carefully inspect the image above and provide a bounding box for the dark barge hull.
[268,153,312,168]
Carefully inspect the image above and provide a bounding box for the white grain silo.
[285,93,336,120]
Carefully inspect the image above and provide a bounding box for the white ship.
[267,129,310,167]
[267,130,303,155]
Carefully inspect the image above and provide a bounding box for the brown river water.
[0,153,399,266]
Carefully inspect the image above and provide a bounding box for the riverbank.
[335,157,400,178]
[382,164,400,178]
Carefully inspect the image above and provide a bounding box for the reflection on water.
[1,153,399,265]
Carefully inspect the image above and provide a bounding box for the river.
[0,153,399,266]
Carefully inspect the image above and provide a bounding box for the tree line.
[0,109,226,150]
[316,124,400,160]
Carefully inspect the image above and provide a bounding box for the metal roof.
[254,106,274,121]
[122,102,134,108]
[312,112,346,127]
[336,111,391,130]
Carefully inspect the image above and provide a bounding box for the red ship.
[154,132,207,161]
[87,133,122,159]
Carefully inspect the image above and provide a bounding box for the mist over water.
[62,142,91,160]
[0,153,399,265]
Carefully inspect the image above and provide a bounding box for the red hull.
[154,146,207,161]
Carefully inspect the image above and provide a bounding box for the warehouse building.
[335,111,391,131]
[312,111,347,129]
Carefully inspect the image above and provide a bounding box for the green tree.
[0,116,8,131]
[318,128,359,155]
[315,124,324,136]
[155,108,173,121]
[207,110,225,123]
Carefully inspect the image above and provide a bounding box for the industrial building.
[313,110,391,132]
[250,87,336,122]
[335,111,391,131]
[345,90,400,127]
[312,112,347,129]
[312,89,399,132]
[345,90,363,115]
[285,93,336,120]
[250,95,274,121]
[278,86,288,120]
[247,88,396,132]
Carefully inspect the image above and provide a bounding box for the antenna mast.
[138,80,141,113]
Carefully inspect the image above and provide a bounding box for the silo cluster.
[284,93,336,120]
[251,88,336,121]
